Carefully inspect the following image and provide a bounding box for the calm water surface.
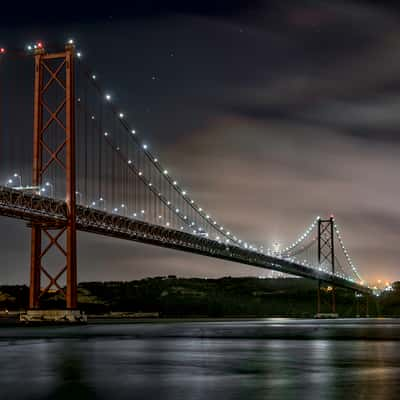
[1,319,400,400]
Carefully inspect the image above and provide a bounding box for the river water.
[1,319,400,399]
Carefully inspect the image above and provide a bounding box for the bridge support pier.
[315,281,338,319]
[20,309,86,324]
[355,292,370,318]
[356,292,360,318]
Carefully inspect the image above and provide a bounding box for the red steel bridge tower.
[29,43,78,313]
[317,217,336,316]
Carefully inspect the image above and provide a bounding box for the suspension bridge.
[0,41,371,321]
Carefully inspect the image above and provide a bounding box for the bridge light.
[163,170,168,175]
[119,113,124,118]
[141,210,145,214]
[143,144,148,150]
[173,180,177,185]
[154,158,158,162]
[104,132,108,136]
[76,51,82,58]
[37,42,43,49]
[131,130,136,134]
[138,171,143,176]
[27,45,32,51]
[128,160,132,164]
[92,74,96,80]
[105,94,111,101]
[182,191,187,195]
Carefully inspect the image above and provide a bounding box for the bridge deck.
[0,186,371,294]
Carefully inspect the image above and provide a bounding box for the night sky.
[1,1,400,284]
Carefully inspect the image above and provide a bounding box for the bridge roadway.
[0,186,371,294]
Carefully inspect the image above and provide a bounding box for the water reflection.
[41,348,97,400]
[0,323,400,400]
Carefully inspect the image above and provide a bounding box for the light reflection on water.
[0,322,400,400]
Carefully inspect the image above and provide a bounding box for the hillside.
[1,277,397,317]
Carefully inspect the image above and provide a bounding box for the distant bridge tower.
[29,44,78,311]
[317,216,336,314]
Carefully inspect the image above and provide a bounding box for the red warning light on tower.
[0,47,5,54]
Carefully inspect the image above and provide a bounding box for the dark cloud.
[1,1,264,25]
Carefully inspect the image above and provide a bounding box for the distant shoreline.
[2,314,400,327]
[1,277,399,318]
[2,318,400,342]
